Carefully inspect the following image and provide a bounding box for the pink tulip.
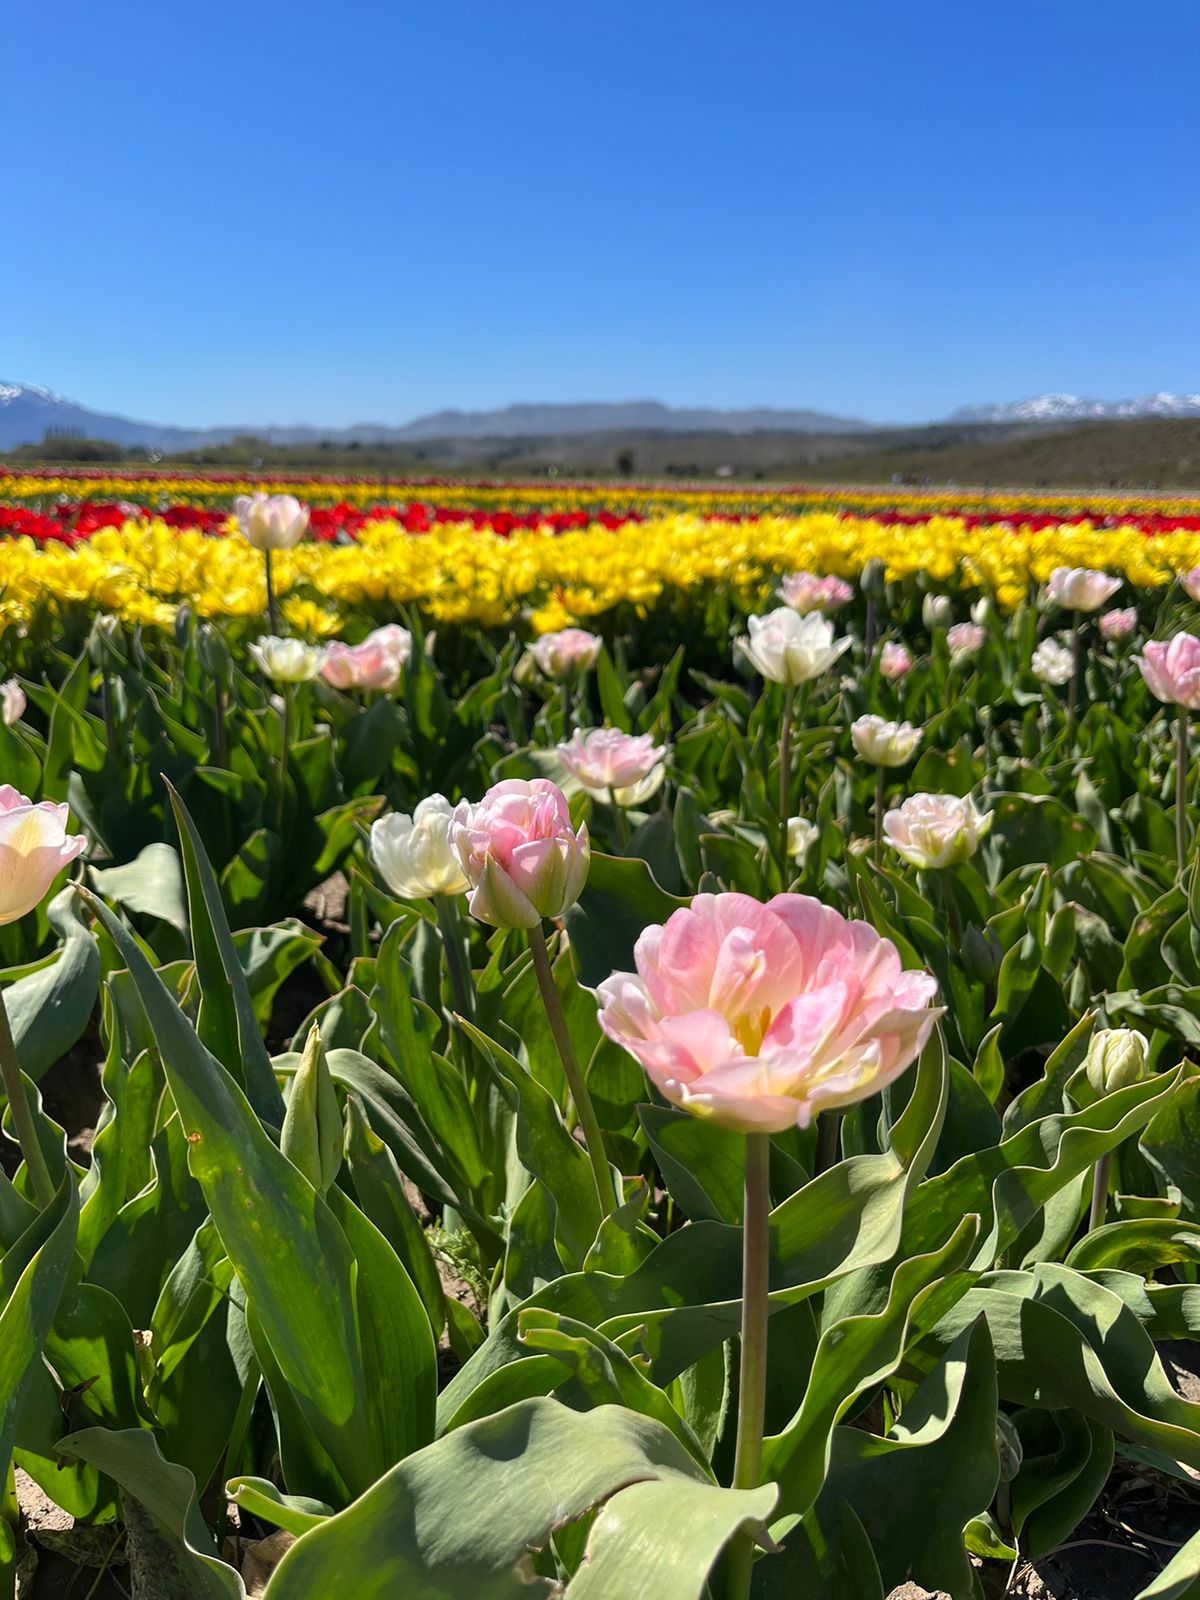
[452,779,590,928]
[1181,569,1200,603]
[322,640,398,692]
[1136,633,1200,709]
[597,891,941,1133]
[1099,607,1137,643]
[529,628,602,680]
[946,622,985,665]
[0,787,87,925]
[556,728,667,807]
[878,642,913,679]
[778,572,854,615]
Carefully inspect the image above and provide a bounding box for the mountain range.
[3,381,1200,452]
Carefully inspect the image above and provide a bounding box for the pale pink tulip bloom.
[452,779,590,928]
[233,493,310,551]
[1180,569,1200,603]
[778,572,854,615]
[557,728,667,807]
[1,680,25,726]
[1136,634,1200,709]
[878,642,913,679]
[597,891,941,1132]
[529,628,602,680]
[1099,608,1137,643]
[947,622,985,665]
[0,787,87,925]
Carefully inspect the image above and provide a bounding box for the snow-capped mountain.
[949,392,1200,425]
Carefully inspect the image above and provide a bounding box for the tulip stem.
[608,787,630,851]
[1088,1151,1111,1233]
[276,687,291,834]
[778,683,795,877]
[264,549,278,634]
[1068,611,1082,727]
[435,895,474,1024]
[0,988,54,1208]
[1177,709,1190,876]
[527,923,617,1218]
[873,767,885,864]
[728,1131,772,1600]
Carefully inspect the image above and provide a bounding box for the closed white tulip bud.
[851,715,923,768]
[786,816,819,863]
[370,796,470,900]
[234,493,310,551]
[1084,1028,1149,1095]
[1,679,25,727]
[922,594,952,630]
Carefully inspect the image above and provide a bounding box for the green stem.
[435,895,474,1024]
[0,988,54,1207]
[264,548,278,634]
[727,1132,772,1600]
[527,923,616,1217]
[1088,1151,1111,1234]
[1068,611,1082,727]
[873,766,885,864]
[608,787,630,851]
[778,683,795,877]
[275,686,291,834]
[1177,708,1190,877]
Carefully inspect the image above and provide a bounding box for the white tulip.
[234,494,310,551]
[1,679,25,727]
[1031,637,1074,686]
[739,608,852,686]
[1045,567,1121,613]
[786,815,819,863]
[248,636,326,684]
[851,715,923,768]
[922,594,952,630]
[884,792,991,870]
[371,797,470,899]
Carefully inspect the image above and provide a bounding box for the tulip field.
[5,467,1200,1599]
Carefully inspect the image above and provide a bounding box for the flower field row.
[5,501,1200,642]
[7,461,1200,520]
[2,483,1200,1597]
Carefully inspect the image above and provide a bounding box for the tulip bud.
[0,788,87,924]
[961,924,1002,983]
[1084,1028,1150,1096]
[0,679,25,728]
[786,815,819,863]
[922,593,952,630]
[195,623,233,685]
[528,628,602,680]
[87,614,126,669]
[173,605,193,651]
[452,779,590,929]
[860,557,886,600]
[281,1024,343,1193]
[234,493,310,551]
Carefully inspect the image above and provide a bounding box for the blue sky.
[5,0,1197,427]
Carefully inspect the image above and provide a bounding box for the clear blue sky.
[5,0,1197,427]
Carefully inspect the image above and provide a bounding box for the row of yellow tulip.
[3,509,1199,638]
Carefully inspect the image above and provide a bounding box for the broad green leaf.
[262,1398,718,1600]
[57,1427,244,1599]
[3,889,99,1082]
[227,1477,332,1538]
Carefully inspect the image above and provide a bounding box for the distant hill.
[0,384,872,451]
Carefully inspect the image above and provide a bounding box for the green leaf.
[227,1477,332,1538]
[168,786,284,1124]
[84,889,433,1503]
[562,1479,776,1599]
[2,889,99,1082]
[57,1427,244,1599]
[1135,1525,1200,1599]
[261,1398,726,1600]
[0,1181,78,1482]
[89,842,189,942]
[564,851,688,988]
